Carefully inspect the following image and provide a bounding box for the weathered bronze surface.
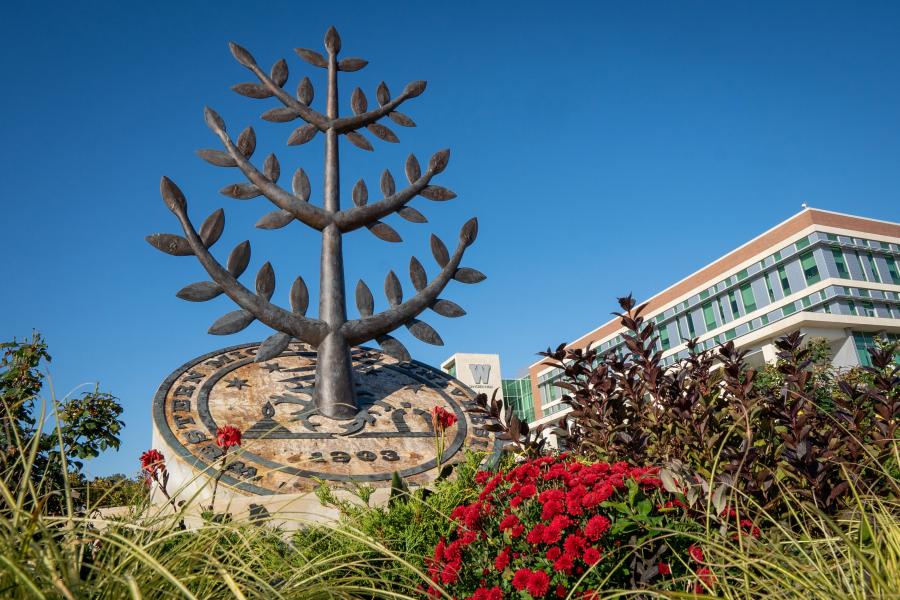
[153,342,495,493]
[148,27,483,420]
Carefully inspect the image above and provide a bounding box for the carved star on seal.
[225,376,250,390]
[261,362,282,373]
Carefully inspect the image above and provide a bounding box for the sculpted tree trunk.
[147,27,484,420]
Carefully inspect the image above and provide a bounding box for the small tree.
[1,334,124,512]
[147,27,484,419]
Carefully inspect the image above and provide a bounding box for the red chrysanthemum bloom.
[139,449,165,475]
[555,585,567,598]
[584,515,611,540]
[494,547,510,571]
[689,544,705,563]
[216,425,242,448]
[553,553,574,573]
[519,483,537,498]
[512,568,531,591]
[546,547,562,561]
[472,587,503,600]
[658,561,671,575]
[526,569,551,597]
[431,406,457,431]
[583,546,602,565]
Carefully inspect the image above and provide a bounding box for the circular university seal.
[152,342,497,495]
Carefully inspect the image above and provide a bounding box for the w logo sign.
[469,364,491,385]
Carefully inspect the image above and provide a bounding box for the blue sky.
[2,1,899,477]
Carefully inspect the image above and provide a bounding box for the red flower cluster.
[139,449,165,476]
[431,406,457,431]
[215,425,242,448]
[426,455,691,598]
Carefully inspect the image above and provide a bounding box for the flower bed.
[427,455,721,598]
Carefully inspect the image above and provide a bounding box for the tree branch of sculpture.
[236,56,330,130]
[342,236,469,346]
[165,197,328,344]
[332,88,420,133]
[206,109,331,231]
[335,170,435,232]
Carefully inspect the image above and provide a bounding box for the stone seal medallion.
[152,342,497,496]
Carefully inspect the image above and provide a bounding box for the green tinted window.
[854,332,874,367]
[778,266,791,295]
[832,249,849,278]
[728,291,739,315]
[827,233,838,242]
[773,250,782,262]
[685,313,696,337]
[800,251,820,285]
[736,269,748,281]
[760,314,769,325]
[886,257,900,284]
[795,237,810,250]
[848,300,857,315]
[801,295,812,308]
[740,284,757,313]
[702,302,717,331]
[724,328,736,341]
[699,289,709,300]
[765,274,776,302]
[659,323,670,350]
[783,302,797,316]
[865,253,881,283]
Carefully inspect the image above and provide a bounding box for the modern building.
[527,208,900,427]
[441,353,535,422]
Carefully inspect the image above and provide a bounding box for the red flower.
[431,406,457,431]
[694,567,715,594]
[689,544,705,563]
[584,515,611,540]
[216,425,242,448]
[512,568,531,591]
[583,546,602,565]
[139,449,165,475]
[494,547,510,571]
[658,561,671,575]
[472,587,502,600]
[526,569,551,597]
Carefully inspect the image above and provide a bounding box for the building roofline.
[527,207,900,370]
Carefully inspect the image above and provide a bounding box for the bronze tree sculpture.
[147,27,484,420]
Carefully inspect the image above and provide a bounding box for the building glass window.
[795,236,811,251]
[887,257,900,285]
[861,301,876,317]
[865,253,881,283]
[853,332,875,367]
[848,300,857,316]
[659,323,670,350]
[773,250,782,262]
[702,302,717,332]
[685,313,696,338]
[728,291,740,316]
[724,328,736,341]
[800,251,820,285]
[765,275,776,302]
[827,233,838,242]
[778,266,791,296]
[740,284,757,313]
[783,302,797,316]
[717,298,727,323]
[832,249,849,278]
[737,269,749,281]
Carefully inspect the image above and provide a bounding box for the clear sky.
[2,1,899,477]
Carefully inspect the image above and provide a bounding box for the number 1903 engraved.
[308,449,401,464]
